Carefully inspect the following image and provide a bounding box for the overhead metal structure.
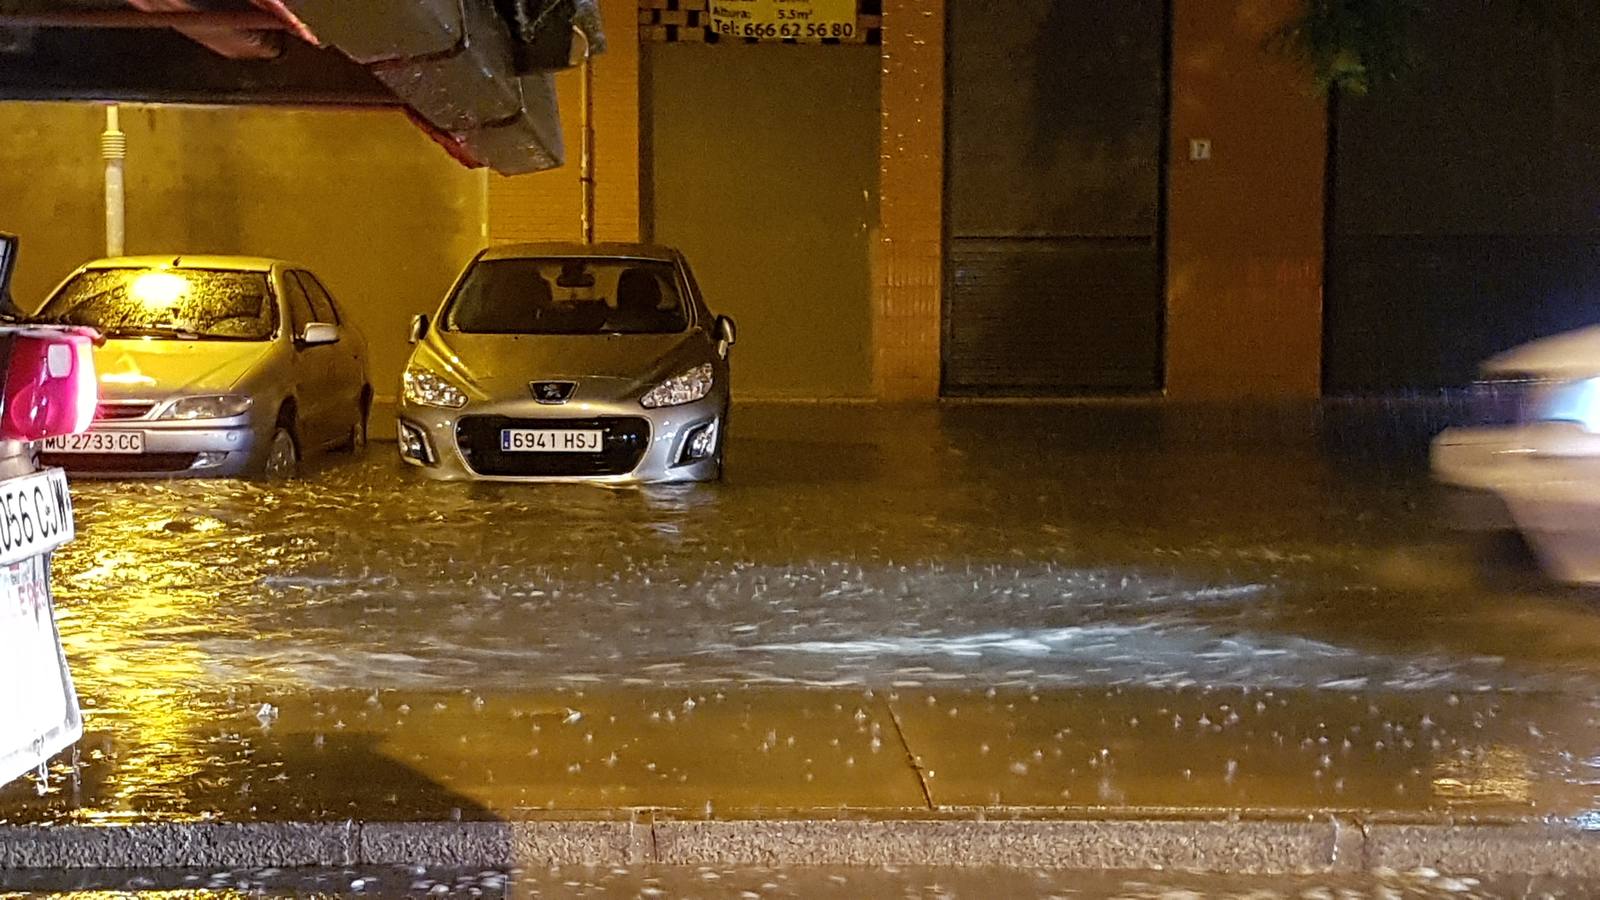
[0,0,604,174]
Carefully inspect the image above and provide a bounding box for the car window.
[678,258,710,324]
[444,258,690,336]
[281,271,315,336]
[37,267,279,341]
[293,271,340,325]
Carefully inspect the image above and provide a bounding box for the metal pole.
[101,105,126,258]
[575,26,596,245]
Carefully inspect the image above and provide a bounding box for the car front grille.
[455,416,651,477]
[95,402,156,421]
[41,453,198,473]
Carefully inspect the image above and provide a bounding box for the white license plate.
[0,468,74,568]
[40,431,144,454]
[0,553,81,789]
[501,429,604,453]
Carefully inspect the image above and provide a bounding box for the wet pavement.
[5,863,1597,898]
[7,402,1600,830]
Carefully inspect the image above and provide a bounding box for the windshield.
[38,268,278,341]
[444,258,689,335]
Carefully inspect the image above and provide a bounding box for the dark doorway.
[1325,6,1600,393]
[942,0,1167,395]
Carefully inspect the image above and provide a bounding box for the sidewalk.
[3,682,1598,874]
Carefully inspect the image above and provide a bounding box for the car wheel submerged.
[263,427,298,480]
[343,408,368,455]
[338,390,371,455]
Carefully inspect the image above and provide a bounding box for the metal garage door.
[943,0,1166,395]
[645,43,879,400]
[1325,6,1600,393]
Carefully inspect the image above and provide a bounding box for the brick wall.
[872,0,944,400]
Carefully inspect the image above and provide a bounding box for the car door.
[292,271,364,440]
[278,270,338,450]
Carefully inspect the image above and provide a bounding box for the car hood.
[1485,325,1600,380]
[415,331,705,399]
[93,339,273,401]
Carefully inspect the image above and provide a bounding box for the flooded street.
[10,401,1600,830]
[46,402,1600,695]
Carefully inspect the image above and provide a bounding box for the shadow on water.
[0,693,499,824]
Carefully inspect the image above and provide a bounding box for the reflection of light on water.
[1573,810,1600,831]
[51,506,244,822]
[1432,746,1533,806]
[58,589,213,823]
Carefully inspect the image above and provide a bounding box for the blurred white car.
[1433,326,1600,583]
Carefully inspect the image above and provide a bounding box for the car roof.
[78,255,292,273]
[478,242,681,263]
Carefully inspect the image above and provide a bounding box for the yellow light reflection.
[128,271,189,308]
[1432,746,1533,806]
[51,505,235,824]
[98,372,156,386]
[99,352,156,386]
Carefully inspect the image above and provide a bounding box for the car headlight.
[641,363,714,409]
[404,367,468,409]
[158,394,253,420]
[1541,376,1600,431]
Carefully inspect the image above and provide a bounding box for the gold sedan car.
[33,256,370,478]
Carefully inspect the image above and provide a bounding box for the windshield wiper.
[103,324,202,340]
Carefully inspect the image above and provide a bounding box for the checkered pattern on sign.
[638,0,881,44]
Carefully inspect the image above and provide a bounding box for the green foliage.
[1273,0,1426,95]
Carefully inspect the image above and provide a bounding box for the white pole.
[101,105,126,258]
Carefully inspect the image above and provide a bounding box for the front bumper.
[1433,423,1600,490]
[37,419,266,478]
[1432,423,1600,583]
[397,394,725,483]
[1431,426,1543,531]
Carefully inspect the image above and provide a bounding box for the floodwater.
[46,402,1600,697]
[12,402,1600,827]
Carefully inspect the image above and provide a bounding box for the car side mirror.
[716,315,737,347]
[299,322,340,347]
[409,314,430,345]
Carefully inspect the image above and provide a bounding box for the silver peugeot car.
[33,256,371,478]
[398,243,735,483]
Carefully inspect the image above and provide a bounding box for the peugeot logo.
[531,381,577,404]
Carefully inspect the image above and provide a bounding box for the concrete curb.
[2,817,1598,875]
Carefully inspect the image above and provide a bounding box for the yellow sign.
[708,0,860,42]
